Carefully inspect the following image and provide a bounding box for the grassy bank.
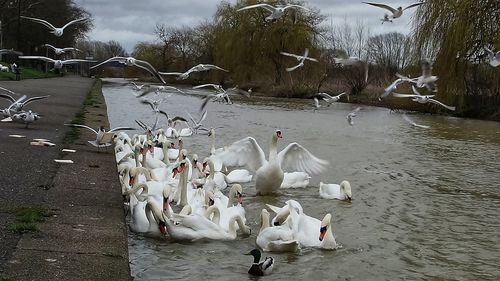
[64,79,103,144]
[0,65,58,80]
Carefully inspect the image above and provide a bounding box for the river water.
[102,79,500,281]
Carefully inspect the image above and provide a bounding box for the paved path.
[0,76,131,280]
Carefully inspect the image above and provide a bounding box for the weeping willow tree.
[212,0,325,96]
[412,0,500,118]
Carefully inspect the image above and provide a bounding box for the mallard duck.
[245,249,274,276]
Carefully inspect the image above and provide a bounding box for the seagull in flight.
[484,46,499,67]
[20,16,88,37]
[0,88,50,117]
[136,85,185,97]
[396,60,438,92]
[316,92,346,105]
[64,124,136,149]
[280,48,318,72]
[402,113,430,129]
[19,56,93,70]
[379,76,408,100]
[91,56,166,84]
[185,110,208,134]
[159,64,229,80]
[393,86,455,111]
[362,2,425,21]
[42,44,81,55]
[0,49,23,56]
[346,107,361,126]
[237,3,309,22]
[194,84,250,112]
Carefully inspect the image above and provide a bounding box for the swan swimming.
[319,180,352,201]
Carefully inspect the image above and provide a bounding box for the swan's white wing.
[428,99,456,111]
[64,123,97,134]
[237,3,275,13]
[61,17,88,29]
[19,56,56,63]
[278,143,329,175]
[403,2,425,11]
[215,137,267,172]
[21,16,56,30]
[362,2,397,13]
[90,56,126,69]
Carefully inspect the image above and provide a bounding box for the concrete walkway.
[0,76,131,280]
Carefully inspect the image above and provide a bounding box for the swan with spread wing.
[213,130,328,195]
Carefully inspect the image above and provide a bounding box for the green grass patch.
[63,79,103,144]
[0,207,49,234]
[0,64,58,80]
[0,274,15,281]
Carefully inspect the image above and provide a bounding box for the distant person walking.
[12,62,21,81]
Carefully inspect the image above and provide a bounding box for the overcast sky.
[73,0,417,53]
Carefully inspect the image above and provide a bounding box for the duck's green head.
[245,249,261,263]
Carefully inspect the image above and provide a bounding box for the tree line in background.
[1,0,498,118]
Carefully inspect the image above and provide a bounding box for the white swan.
[319,180,352,201]
[256,209,299,252]
[164,205,251,241]
[214,130,328,195]
[226,169,253,183]
[213,184,246,232]
[280,172,310,188]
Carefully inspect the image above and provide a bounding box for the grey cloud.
[74,0,416,52]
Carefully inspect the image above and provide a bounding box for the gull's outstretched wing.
[64,123,97,134]
[19,56,56,63]
[404,2,425,11]
[21,16,56,30]
[428,99,456,111]
[61,18,88,30]
[109,126,136,132]
[134,59,166,84]
[90,56,126,69]
[362,2,397,14]
[23,95,50,105]
[237,3,275,13]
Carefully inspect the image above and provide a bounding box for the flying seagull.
[402,113,430,129]
[136,85,185,97]
[393,86,455,111]
[280,48,318,72]
[237,3,309,22]
[42,44,81,55]
[346,107,361,126]
[396,60,438,92]
[317,92,346,105]
[362,2,425,21]
[484,47,500,67]
[160,64,229,80]
[20,16,88,37]
[194,84,250,113]
[91,56,166,84]
[0,90,50,117]
[19,56,93,70]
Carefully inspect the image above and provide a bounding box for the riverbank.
[0,77,130,280]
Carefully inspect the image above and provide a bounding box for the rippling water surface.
[102,79,500,281]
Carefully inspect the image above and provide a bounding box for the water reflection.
[102,79,500,281]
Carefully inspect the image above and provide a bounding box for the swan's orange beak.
[178,163,185,174]
[319,226,327,241]
[172,168,178,178]
[129,176,135,186]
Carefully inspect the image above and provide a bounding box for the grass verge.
[0,65,58,80]
[0,274,15,281]
[0,207,49,234]
[63,79,103,144]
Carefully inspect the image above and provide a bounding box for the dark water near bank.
[102,79,500,281]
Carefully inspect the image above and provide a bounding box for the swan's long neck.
[208,160,215,180]
[322,222,337,249]
[179,164,190,206]
[205,205,220,225]
[134,147,141,167]
[269,135,279,165]
[128,183,149,201]
[227,189,237,208]
[161,143,171,165]
[228,215,246,238]
[260,212,270,233]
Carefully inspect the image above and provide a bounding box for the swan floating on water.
[319,180,352,201]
